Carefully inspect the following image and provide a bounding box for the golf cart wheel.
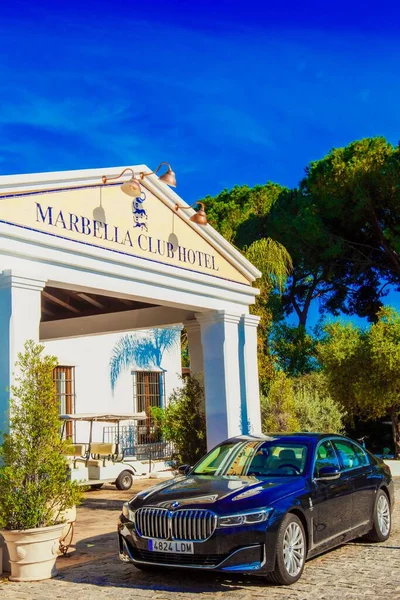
[116,470,134,490]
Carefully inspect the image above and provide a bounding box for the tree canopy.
[202,137,400,348]
[264,138,400,327]
[318,307,400,458]
[304,137,400,284]
[270,323,319,377]
[201,136,400,444]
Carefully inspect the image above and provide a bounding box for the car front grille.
[135,507,217,541]
[131,548,226,567]
[136,508,170,540]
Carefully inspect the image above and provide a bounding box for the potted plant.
[0,340,81,582]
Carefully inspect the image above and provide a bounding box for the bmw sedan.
[118,433,394,585]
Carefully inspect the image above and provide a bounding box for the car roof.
[225,433,349,444]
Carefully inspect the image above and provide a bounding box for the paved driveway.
[1,478,399,600]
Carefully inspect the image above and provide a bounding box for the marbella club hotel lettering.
[36,202,220,272]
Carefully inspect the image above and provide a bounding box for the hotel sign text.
[36,203,219,272]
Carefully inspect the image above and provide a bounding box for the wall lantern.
[101,162,176,197]
[175,201,207,226]
[101,162,207,225]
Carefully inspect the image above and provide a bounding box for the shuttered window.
[133,371,165,415]
[54,366,75,438]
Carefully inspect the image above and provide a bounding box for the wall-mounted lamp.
[101,162,176,197]
[175,201,207,226]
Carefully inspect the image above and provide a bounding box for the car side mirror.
[315,466,341,481]
[177,464,192,476]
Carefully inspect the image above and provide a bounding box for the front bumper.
[118,517,279,574]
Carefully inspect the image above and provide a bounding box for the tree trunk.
[389,406,400,459]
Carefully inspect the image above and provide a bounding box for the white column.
[184,320,204,375]
[0,270,45,426]
[196,311,242,450]
[239,314,261,435]
[184,319,205,414]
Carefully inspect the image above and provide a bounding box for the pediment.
[0,166,260,286]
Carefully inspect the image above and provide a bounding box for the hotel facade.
[0,165,261,450]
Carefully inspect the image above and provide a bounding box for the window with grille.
[53,366,75,438]
[133,371,165,414]
[133,371,165,444]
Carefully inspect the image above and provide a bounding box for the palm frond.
[109,328,180,390]
[152,328,180,363]
[110,335,139,391]
[245,237,293,292]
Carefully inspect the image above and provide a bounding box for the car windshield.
[192,440,308,477]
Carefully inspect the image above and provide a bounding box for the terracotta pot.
[1,522,66,581]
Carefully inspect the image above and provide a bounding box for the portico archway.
[0,165,261,449]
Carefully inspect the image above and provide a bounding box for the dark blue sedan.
[118,433,394,585]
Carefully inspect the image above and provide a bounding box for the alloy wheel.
[282,521,305,577]
[377,494,390,537]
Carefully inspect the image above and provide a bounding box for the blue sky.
[1,1,399,322]
[1,0,400,203]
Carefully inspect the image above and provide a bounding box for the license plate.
[148,539,194,554]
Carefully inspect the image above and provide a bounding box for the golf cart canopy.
[60,412,147,422]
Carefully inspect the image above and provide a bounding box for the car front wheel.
[365,490,391,542]
[268,513,306,586]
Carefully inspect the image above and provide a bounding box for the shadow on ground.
[55,531,280,593]
[58,555,265,593]
[80,496,127,511]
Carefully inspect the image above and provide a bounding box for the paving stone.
[1,478,399,599]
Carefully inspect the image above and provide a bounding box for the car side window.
[352,443,369,467]
[314,440,340,477]
[333,440,368,470]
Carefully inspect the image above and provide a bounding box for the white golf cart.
[61,413,149,490]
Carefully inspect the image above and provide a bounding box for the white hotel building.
[0,165,261,450]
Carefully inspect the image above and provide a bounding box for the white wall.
[44,327,183,443]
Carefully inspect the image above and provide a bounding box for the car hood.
[130,474,307,513]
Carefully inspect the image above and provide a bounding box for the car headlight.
[218,509,272,527]
[122,502,136,523]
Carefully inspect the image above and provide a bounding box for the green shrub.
[260,371,300,433]
[261,371,345,434]
[293,372,346,433]
[152,375,207,466]
[0,340,82,530]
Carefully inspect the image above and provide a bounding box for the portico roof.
[0,165,261,286]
